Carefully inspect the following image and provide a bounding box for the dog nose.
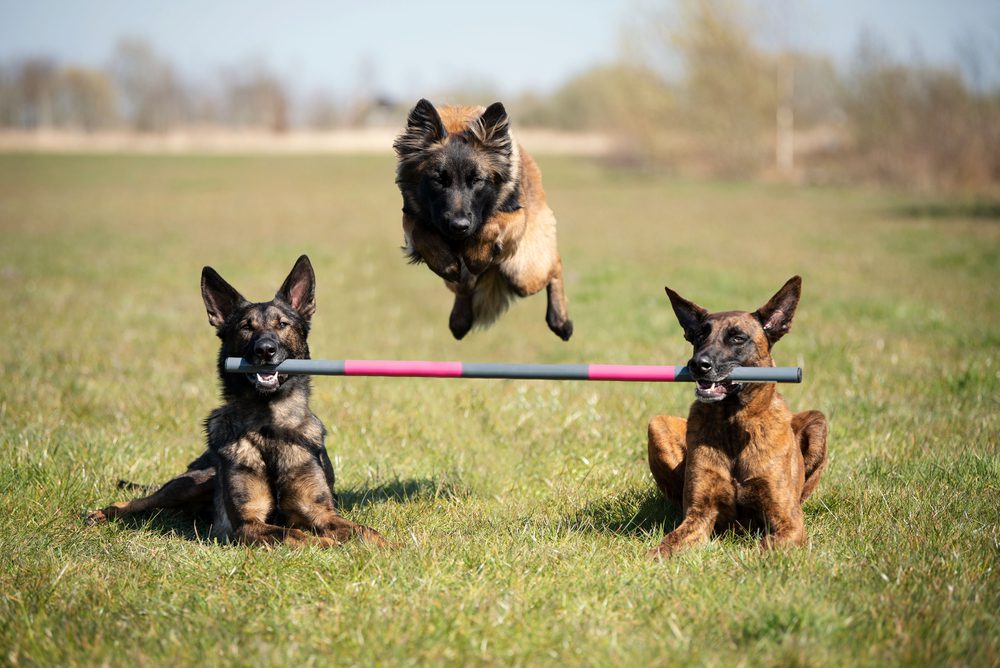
[448,217,471,235]
[255,340,277,361]
[693,355,714,374]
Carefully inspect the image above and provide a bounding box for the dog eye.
[240,321,253,332]
[729,334,747,344]
[435,170,451,186]
[278,320,289,330]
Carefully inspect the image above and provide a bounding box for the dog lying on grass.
[87,255,385,548]
[647,276,828,558]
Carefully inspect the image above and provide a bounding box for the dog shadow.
[90,476,458,543]
[567,488,683,537]
[335,476,469,511]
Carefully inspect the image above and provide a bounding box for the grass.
[0,153,997,666]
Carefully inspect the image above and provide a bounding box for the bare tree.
[52,67,118,130]
[108,38,187,131]
[222,63,289,132]
[13,58,58,128]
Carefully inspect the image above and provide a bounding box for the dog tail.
[117,479,155,493]
[472,270,515,329]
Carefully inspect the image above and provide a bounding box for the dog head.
[201,255,316,397]
[664,276,801,404]
[394,98,519,242]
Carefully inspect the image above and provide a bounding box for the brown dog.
[86,256,385,548]
[647,276,828,558]
[394,99,573,341]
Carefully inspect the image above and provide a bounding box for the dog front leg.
[745,477,807,550]
[85,467,216,526]
[402,214,461,282]
[278,472,388,547]
[462,220,503,275]
[315,515,387,547]
[649,456,734,559]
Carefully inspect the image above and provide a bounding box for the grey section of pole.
[462,363,590,380]
[725,367,802,383]
[225,358,346,375]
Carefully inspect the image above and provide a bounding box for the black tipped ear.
[753,276,801,346]
[473,102,512,154]
[276,255,316,320]
[408,99,446,140]
[665,286,709,343]
[394,99,447,159]
[202,266,247,328]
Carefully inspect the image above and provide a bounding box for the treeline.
[0,39,344,133]
[518,0,1000,193]
[2,1,998,194]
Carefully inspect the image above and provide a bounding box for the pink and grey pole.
[225,358,802,383]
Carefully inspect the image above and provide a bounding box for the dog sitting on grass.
[647,276,828,558]
[87,255,385,548]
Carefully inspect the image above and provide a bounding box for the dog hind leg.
[793,410,829,503]
[647,416,688,506]
[545,263,573,341]
[86,467,216,526]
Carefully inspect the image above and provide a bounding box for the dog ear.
[393,99,446,157]
[201,266,247,328]
[472,102,513,155]
[276,255,316,320]
[753,276,801,346]
[665,286,709,344]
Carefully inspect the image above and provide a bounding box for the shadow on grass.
[567,488,682,537]
[335,476,470,511]
[894,200,1000,221]
[90,475,462,542]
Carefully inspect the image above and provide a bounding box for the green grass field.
[0,153,997,666]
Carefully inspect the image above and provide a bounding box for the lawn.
[0,153,996,666]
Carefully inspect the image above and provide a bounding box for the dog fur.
[394,98,573,341]
[647,276,828,558]
[86,255,385,548]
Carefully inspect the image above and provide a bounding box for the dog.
[393,98,573,341]
[646,276,828,558]
[86,255,385,548]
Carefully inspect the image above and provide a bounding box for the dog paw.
[437,261,462,283]
[548,317,574,341]
[84,510,108,526]
[449,310,473,340]
[356,525,388,548]
[646,544,673,560]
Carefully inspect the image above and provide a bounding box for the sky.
[1,0,998,99]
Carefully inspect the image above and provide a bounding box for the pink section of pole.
[343,360,463,377]
[587,364,678,382]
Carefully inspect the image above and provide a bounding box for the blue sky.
[1,1,998,98]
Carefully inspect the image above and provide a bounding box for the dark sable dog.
[647,276,828,558]
[394,98,573,341]
[86,256,385,548]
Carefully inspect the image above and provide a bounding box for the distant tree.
[52,67,118,130]
[108,38,187,131]
[303,92,342,130]
[223,64,289,132]
[841,30,1000,193]
[12,58,58,128]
